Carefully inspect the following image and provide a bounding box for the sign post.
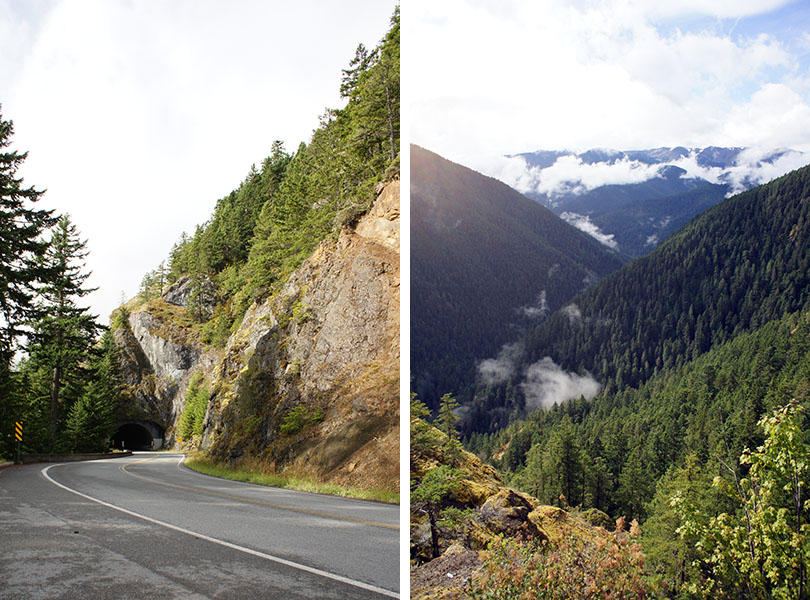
[14,421,22,464]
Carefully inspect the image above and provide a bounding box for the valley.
[410,146,810,598]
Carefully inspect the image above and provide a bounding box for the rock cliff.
[113,180,400,492]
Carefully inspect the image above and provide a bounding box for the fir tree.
[65,331,120,452]
[28,215,102,449]
[0,109,57,366]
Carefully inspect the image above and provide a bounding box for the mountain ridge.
[410,145,627,411]
[501,145,809,256]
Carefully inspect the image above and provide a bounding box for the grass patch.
[183,453,399,504]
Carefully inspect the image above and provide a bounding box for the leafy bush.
[673,401,810,599]
[471,522,649,599]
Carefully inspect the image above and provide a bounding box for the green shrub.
[179,374,209,440]
[279,405,324,435]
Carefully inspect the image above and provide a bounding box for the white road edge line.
[42,463,399,599]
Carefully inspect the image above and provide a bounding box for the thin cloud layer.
[477,343,521,386]
[487,146,808,202]
[560,213,619,249]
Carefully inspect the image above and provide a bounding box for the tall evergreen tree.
[0,110,57,366]
[0,109,56,456]
[28,215,101,448]
[65,331,120,452]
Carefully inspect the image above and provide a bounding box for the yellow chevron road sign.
[14,421,22,442]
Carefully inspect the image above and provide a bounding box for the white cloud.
[626,0,795,19]
[722,84,810,150]
[520,290,549,319]
[562,303,583,325]
[484,145,810,203]
[477,343,521,386]
[560,212,620,249]
[410,0,810,170]
[520,356,601,411]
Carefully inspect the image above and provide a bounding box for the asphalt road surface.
[0,453,399,599]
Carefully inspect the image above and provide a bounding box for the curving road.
[0,453,399,599]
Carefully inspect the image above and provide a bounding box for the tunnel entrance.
[112,421,164,451]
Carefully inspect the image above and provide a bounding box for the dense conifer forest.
[464,164,810,433]
[410,146,626,411]
[443,163,810,597]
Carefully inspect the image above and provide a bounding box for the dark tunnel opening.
[112,423,155,451]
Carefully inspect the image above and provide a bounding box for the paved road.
[0,453,399,599]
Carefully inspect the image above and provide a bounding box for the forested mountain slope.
[467,163,810,432]
[411,145,626,410]
[109,9,400,493]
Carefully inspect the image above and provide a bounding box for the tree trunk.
[384,64,396,163]
[50,363,61,450]
[429,508,440,559]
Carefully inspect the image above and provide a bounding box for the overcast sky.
[409,0,810,176]
[0,0,395,323]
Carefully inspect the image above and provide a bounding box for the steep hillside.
[410,407,648,599]
[411,145,626,411]
[468,163,810,432]
[114,181,399,491]
[107,10,400,493]
[203,181,400,489]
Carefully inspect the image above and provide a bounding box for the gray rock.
[163,275,218,317]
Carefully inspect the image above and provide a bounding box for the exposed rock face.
[113,300,220,428]
[204,180,400,491]
[163,275,218,317]
[129,311,200,382]
[113,179,400,493]
[410,424,631,599]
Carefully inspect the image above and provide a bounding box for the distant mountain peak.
[495,145,810,257]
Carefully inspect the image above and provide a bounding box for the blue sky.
[0,0,395,322]
[409,0,810,179]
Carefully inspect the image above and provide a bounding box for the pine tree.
[65,332,120,452]
[0,110,57,366]
[28,215,102,449]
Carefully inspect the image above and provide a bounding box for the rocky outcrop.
[113,299,221,429]
[410,424,632,599]
[163,275,218,318]
[203,180,400,491]
[113,179,400,493]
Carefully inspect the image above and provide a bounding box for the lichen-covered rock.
[479,488,547,542]
[410,420,613,598]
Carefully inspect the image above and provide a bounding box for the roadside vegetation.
[184,453,399,504]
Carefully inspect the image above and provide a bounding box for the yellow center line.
[120,456,398,531]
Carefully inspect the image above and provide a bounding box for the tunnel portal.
[112,421,164,451]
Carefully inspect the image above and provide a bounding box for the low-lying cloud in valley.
[520,357,601,411]
[477,343,521,386]
[520,290,549,319]
[560,212,619,249]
